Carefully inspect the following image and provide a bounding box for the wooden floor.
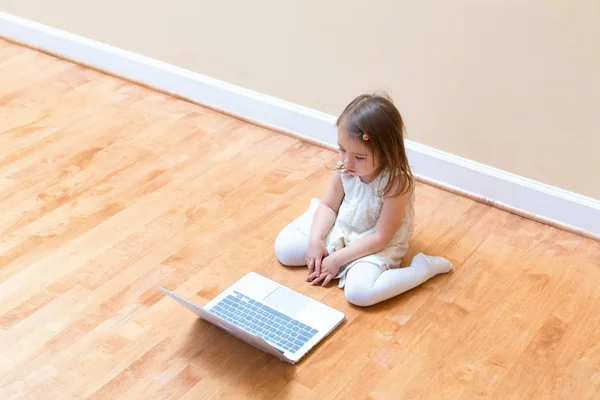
[1,39,600,400]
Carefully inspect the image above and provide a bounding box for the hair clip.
[362,132,370,141]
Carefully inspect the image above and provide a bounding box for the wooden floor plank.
[1,38,600,399]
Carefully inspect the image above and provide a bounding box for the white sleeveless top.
[324,168,415,287]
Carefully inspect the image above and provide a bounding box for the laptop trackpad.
[264,286,310,317]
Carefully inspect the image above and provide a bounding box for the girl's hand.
[309,254,342,287]
[305,238,328,281]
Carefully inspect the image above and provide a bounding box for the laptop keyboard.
[209,290,318,353]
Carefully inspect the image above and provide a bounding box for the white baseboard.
[2,12,599,238]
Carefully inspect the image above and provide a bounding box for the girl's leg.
[274,199,319,266]
[274,226,309,266]
[344,253,452,307]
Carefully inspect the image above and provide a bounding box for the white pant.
[274,203,452,307]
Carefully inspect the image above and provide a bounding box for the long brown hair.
[336,93,414,197]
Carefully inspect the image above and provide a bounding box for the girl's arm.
[306,170,345,278]
[308,170,345,242]
[328,186,411,268]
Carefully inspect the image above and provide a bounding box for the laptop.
[157,271,345,364]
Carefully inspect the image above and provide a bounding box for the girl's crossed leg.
[343,255,451,307]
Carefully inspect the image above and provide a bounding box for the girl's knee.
[274,199,318,266]
[343,263,382,307]
[344,283,377,307]
[274,230,292,265]
[274,228,306,266]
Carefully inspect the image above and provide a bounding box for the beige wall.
[2,0,599,199]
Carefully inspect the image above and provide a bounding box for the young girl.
[274,93,452,307]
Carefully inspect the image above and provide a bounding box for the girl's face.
[337,126,379,182]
